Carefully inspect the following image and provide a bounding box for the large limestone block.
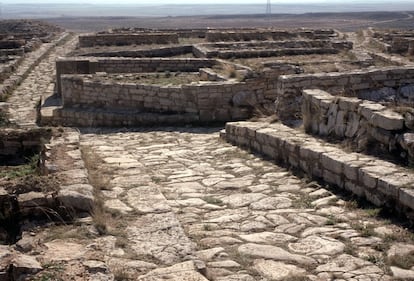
[57,184,94,212]
[370,110,404,130]
[253,259,306,281]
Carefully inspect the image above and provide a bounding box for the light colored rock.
[239,232,297,244]
[221,193,267,208]
[390,266,414,279]
[253,259,306,281]
[196,247,225,261]
[11,254,42,280]
[238,243,316,265]
[370,110,404,130]
[127,212,195,265]
[208,260,240,268]
[250,196,292,210]
[315,254,371,273]
[387,243,414,258]
[44,241,87,261]
[215,274,255,281]
[104,199,133,214]
[127,186,170,214]
[137,261,208,281]
[288,235,345,256]
[57,184,94,212]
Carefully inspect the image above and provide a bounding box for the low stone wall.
[390,37,414,54]
[79,45,193,58]
[302,89,414,164]
[56,57,217,95]
[59,74,256,123]
[0,39,25,49]
[194,40,352,59]
[0,57,24,83]
[224,121,414,218]
[0,48,24,56]
[205,29,336,42]
[275,66,414,121]
[199,68,227,81]
[0,128,52,162]
[78,33,179,47]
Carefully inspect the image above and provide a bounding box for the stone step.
[222,121,414,217]
[40,106,200,127]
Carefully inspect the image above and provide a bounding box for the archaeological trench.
[3,20,414,280]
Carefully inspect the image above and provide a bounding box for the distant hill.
[2,2,414,19]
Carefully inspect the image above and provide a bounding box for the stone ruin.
[0,20,63,101]
[371,29,414,55]
[3,23,414,280]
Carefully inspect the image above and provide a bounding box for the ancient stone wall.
[275,66,414,121]
[56,57,217,95]
[224,121,414,216]
[78,33,179,47]
[59,74,257,123]
[302,89,414,164]
[205,29,336,42]
[79,45,193,58]
[0,128,51,161]
[194,40,352,59]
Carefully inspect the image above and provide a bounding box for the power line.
[266,0,271,16]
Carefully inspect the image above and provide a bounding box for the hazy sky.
[2,0,389,4]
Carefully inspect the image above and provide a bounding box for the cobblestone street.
[80,128,413,280]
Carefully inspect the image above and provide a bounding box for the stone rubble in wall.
[275,66,414,121]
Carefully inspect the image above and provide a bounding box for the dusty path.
[6,34,77,127]
[80,128,414,280]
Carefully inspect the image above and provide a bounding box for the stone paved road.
[81,128,414,281]
[7,34,77,127]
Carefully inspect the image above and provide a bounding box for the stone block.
[338,97,361,111]
[399,188,414,210]
[321,152,343,174]
[364,189,384,207]
[344,182,365,197]
[377,177,400,199]
[323,169,343,187]
[370,110,404,131]
[57,184,94,212]
[358,168,378,189]
[359,102,386,120]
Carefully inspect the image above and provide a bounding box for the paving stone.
[238,243,316,265]
[137,261,208,281]
[239,232,297,244]
[127,212,195,265]
[221,193,267,208]
[390,267,414,279]
[250,196,292,210]
[127,186,171,214]
[288,235,345,256]
[43,241,87,262]
[253,259,306,281]
[208,260,241,268]
[387,243,414,258]
[104,199,133,214]
[196,247,225,261]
